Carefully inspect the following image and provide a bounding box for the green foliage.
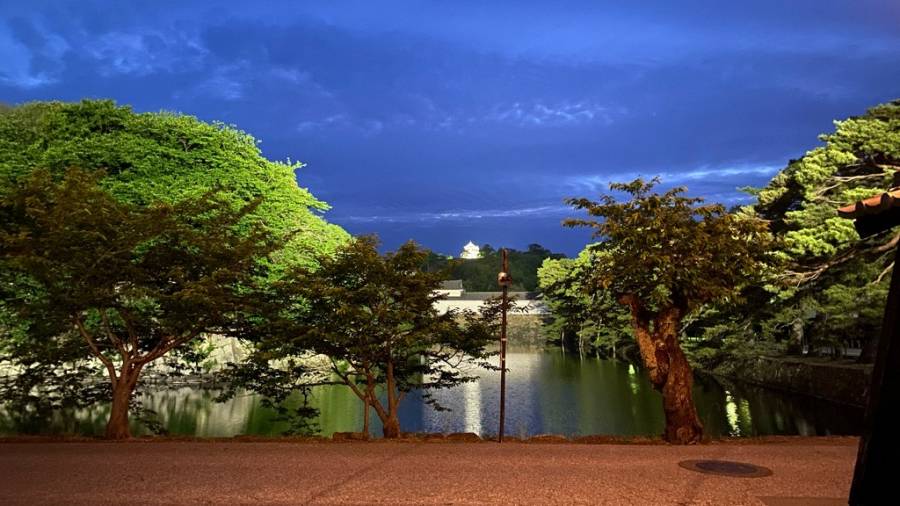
[424,243,564,291]
[537,249,631,355]
[241,236,500,435]
[753,100,899,263]
[565,178,773,312]
[0,168,278,436]
[730,99,900,360]
[215,355,320,436]
[0,99,349,271]
[546,100,898,368]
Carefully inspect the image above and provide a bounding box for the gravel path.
[0,440,856,505]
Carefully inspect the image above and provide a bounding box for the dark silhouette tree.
[258,236,499,438]
[0,169,277,439]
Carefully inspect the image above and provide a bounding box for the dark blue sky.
[2,1,898,256]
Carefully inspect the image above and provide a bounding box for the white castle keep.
[460,241,481,259]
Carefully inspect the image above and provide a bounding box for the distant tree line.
[423,244,565,291]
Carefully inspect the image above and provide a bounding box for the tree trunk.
[362,392,370,438]
[382,361,401,438]
[859,337,877,363]
[656,310,703,444]
[619,296,703,444]
[382,413,401,438]
[105,378,135,439]
[661,345,703,444]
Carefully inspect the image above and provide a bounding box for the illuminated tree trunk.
[660,339,703,444]
[656,308,703,444]
[382,414,401,439]
[621,296,703,444]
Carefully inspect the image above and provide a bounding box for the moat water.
[0,351,863,438]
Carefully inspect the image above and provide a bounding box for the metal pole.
[498,248,509,443]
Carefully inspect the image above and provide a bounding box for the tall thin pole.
[498,249,509,443]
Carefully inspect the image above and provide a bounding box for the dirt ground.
[0,438,857,505]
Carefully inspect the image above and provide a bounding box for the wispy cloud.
[174,62,248,101]
[339,204,570,224]
[484,101,619,127]
[86,30,207,77]
[0,21,67,88]
[565,163,782,192]
[296,113,385,136]
[298,99,622,135]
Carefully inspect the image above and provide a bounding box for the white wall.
[433,298,548,315]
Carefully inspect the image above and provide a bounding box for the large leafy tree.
[0,99,348,435]
[744,100,899,359]
[256,237,499,438]
[565,179,771,444]
[0,169,277,439]
[0,99,348,270]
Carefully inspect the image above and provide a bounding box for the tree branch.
[786,231,900,286]
[74,316,118,385]
[117,308,139,354]
[138,327,202,365]
[100,309,128,360]
[874,261,894,285]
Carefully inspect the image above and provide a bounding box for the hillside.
[424,243,565,291]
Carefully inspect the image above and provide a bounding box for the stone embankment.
[713,356,872,407]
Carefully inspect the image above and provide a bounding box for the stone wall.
[715,356,873,407]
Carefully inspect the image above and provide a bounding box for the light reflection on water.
[0,352,863,438]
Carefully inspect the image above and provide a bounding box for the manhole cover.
[678,459,773,478]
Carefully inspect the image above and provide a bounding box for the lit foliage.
[537,249,631,356]
[752,100,900,264]
[0,169,277,438]
[565,178,773,312]
[0,99,349,271]
[732,99,900,359]
[564,178,772,443]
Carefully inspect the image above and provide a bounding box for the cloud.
[0,19,68,88]
[483,101,619,128]
[340,204,571,224]
[85,30,207,77]
[296,114,385,136]
[3,1,898,257]
[566,164,783,193]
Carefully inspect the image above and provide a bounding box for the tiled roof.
[837,189,900,219]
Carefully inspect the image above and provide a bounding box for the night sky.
[2,1,898,256]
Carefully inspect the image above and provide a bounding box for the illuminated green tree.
[0,99,348,270]
[746,99,899,359]
[565,179,771,443]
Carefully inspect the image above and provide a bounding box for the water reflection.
[0,352,863,438]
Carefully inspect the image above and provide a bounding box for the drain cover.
[678,459,773,478]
